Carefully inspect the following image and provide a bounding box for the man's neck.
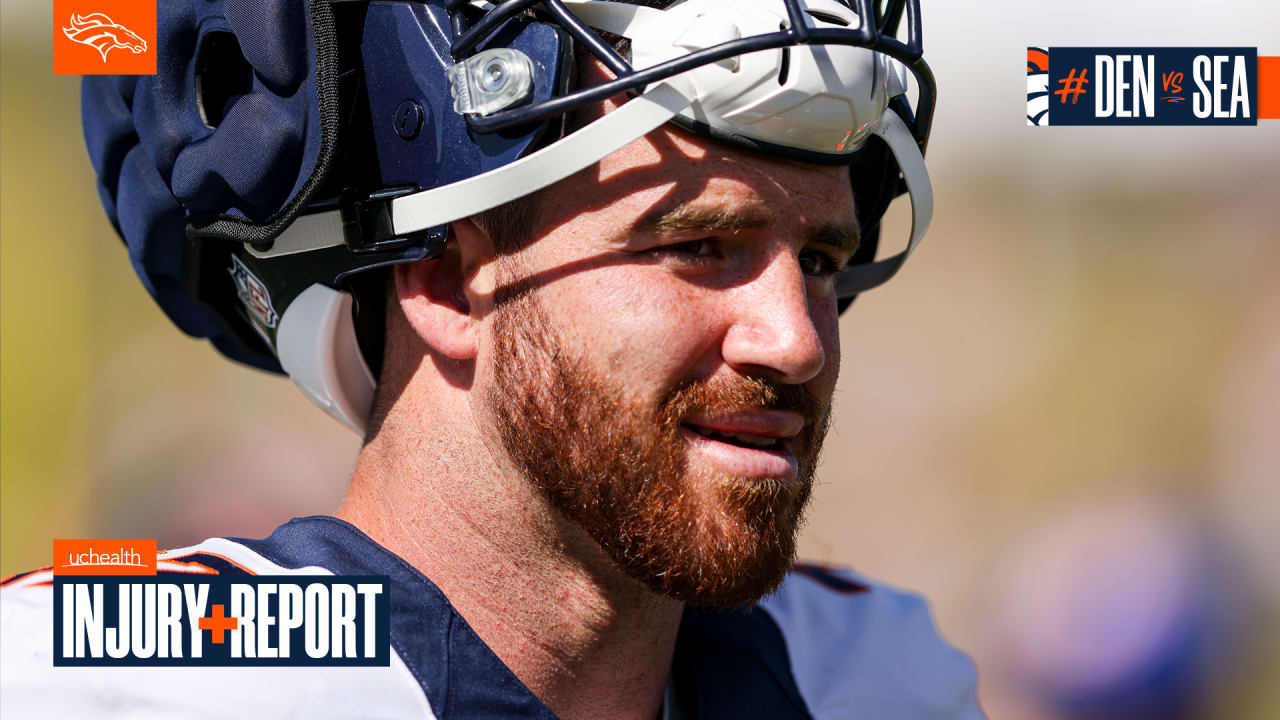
[338,408,682,720]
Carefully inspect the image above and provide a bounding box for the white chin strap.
[273,0,932,434]
[390,78,699,237]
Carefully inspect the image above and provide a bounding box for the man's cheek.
[596,299,711,367]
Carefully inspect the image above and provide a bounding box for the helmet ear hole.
[194,31,254,129]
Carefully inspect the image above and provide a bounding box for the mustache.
[662,375,823,428]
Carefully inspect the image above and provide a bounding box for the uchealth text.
[52,576,391,666]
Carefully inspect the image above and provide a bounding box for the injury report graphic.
[1028,47,1279,126]
[41,540,391,666]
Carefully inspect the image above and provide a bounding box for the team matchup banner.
[1027,47,1280,126]
[49,540,390,666]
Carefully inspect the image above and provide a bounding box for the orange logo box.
[53,0,156,76]
[54,539,158,575]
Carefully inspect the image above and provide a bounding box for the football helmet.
[83,0,935,432]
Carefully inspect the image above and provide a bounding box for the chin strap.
[390,79,698,235]
[276,282,376,433]
[834,107,933,297]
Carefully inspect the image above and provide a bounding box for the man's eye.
[798,249,845,278]
[654,238,718,260]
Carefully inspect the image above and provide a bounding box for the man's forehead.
[535,69,855,249]
[589,127,853,215]
[568,57,853,215]
[598,120,847,184]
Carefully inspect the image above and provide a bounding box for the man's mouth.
[685,425,784,450]
[679,412,803,480]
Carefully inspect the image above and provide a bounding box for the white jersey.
[1,516,983,719]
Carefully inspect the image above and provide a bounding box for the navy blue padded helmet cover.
[83,0,325,372]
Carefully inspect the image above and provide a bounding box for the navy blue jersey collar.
[233,516,812,720]
[234,516,558,719]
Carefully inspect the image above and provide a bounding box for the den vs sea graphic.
[1027,47,1280,126]
[35,540,391,666]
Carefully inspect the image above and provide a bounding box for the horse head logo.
[61,13,148,63]
[1027,47,1051,126]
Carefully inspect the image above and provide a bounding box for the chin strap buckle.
[340,186,447,255]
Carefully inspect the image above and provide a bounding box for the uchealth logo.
[54,539,158,576]
[54,0,156,75]
[1027,47,1278,126]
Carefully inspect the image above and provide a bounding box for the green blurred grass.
[1,36,97,573]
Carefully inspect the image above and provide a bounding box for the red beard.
[489,288,829,608]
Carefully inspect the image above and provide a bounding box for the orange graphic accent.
[162,551,259,576]
[199,605,239,644]
[1161,71,1186,103]
[54,539,157,576]
[53,0,156,76]
[161,559,221,575]
[1,566,53,587]
[1054,68,1089,105]
[1027,48,1049,74]
[1260,56,1279,120]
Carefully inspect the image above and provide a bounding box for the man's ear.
[394,219,491,361]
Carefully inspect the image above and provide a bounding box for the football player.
[2,1,982,717]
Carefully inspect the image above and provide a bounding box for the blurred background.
[2,1,1277,717]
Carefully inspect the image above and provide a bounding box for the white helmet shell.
[630,0,898,155]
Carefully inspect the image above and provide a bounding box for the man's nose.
[720,254,826,385]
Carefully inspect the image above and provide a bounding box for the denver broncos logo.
[61,13,148,63]
[1027,47,1050,126]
